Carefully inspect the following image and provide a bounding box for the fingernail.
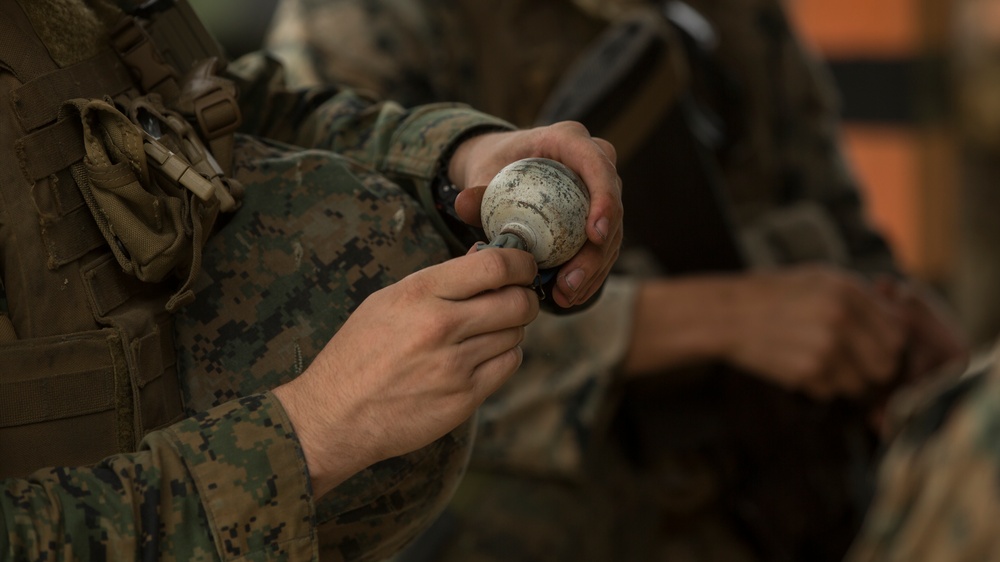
[564,268,585,292]
[595,218,609,240]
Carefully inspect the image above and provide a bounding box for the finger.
[552,232,621,307]
[843,283,907,372]
[592,137,618,165]
[451,285,539,340]
[431,248,538,301]
[537,122,623,247]
[469,345,524,402]
[574,243,619,305]
[843,317,903,384]
[455,185,487,227]
[458,325,527,369]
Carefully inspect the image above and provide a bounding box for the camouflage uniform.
[266,1,909,561]
[1,0,518,560]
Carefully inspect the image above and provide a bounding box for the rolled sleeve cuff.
[382,105,514,253]
[382,104,515,181]
[160,392,316,561]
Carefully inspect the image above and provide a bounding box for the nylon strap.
[40,205,108,268]
[82,254,151,318]
[12,50,134,132]
[0,368,114,427]
[15,117,85,182]
[0,331,118,427]
[108,14,180,100]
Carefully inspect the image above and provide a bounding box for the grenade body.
[481,158,590,268]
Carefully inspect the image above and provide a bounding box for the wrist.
[446,128,507,190]
[272,375,373,497]
[622,276,739,376]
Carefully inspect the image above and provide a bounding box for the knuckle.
[510,287,539,320]
[478,249,512,280]
[423,312,459,343]
[554,120,589,135]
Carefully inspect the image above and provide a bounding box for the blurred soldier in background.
[266,0,970,561]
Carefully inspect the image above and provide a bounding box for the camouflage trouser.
[174,134,474,562]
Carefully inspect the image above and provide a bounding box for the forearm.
[226,53,513,186]
[1,393,314,562]
[622,275,741,377]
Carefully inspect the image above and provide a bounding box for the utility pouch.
[62,95,241,310]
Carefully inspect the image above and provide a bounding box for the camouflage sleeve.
[224,51,513,253]
[0,392,315,562]
[469,276,639,478]
[846,358,1000,561]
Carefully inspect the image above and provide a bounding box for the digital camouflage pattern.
[2,393,312,561]
[266,1,908,561]
[174,126,475,562]
[1,0,520,559]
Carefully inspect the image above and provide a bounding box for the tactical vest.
[0,0,242,478]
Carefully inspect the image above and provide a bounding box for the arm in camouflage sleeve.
[225,53,622,309]
[225,52,514,197]
[0,393,315,562]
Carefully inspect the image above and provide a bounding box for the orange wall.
[788,0,957,281]
[789,0,921,57]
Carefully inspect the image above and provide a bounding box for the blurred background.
[190,0,1000,350]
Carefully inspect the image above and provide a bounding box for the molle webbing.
[12,50,133,131]
[0,0,187,477]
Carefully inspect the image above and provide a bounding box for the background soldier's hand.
[874,275,971,382]
[716,266,908,399]
[448,121,623,308]
[273,248,540,496]
[624,265,909,400]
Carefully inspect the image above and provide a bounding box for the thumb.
[455,185,487,227]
